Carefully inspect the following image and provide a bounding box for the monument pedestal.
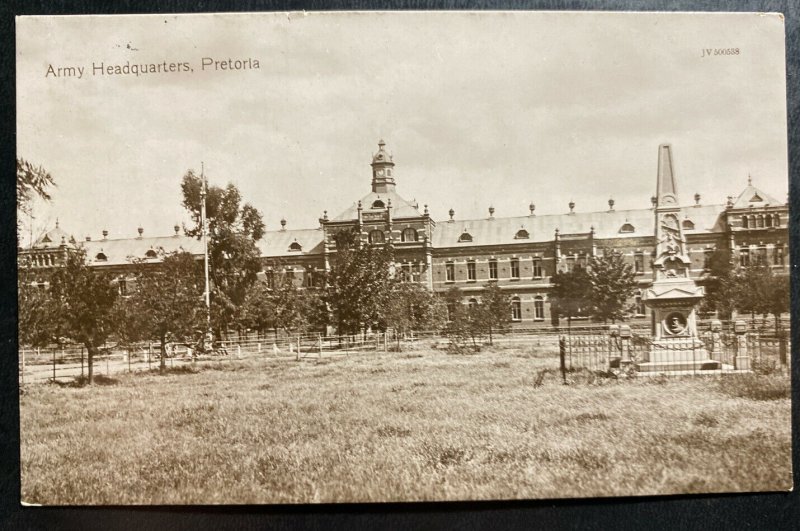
[637,338,722,373]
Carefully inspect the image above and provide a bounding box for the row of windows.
[739,246,785,267]
[368,228,419,244]
[446,257,542,282]
[95,249,158,262]
[741,214,780,229]
[452,296,547,322]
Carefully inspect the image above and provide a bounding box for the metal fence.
[561,321,790,377]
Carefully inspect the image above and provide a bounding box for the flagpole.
[200,162,212,346]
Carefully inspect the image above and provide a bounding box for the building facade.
[21,141,789,328]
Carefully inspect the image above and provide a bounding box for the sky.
[16,11,789,245]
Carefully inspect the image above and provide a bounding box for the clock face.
[376,169,385,177]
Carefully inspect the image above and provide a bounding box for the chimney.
[568,200,575,214]
[280,218,287,231]
[694,193,701,206]
[488,206,495,219]
[102,230,108,240]
[448,208,455,222]
[137,227,143,238]
[174,224,180,236]
[608,198,615,211]
[529,202,535,216]
[85,236,91,242]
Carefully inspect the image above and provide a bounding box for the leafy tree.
[324,229,393,336]
[181,171,265,339]
[386,281,446,349]
[48,250,118,384]
[478,282,512,345]
[700,248,737,319]
[734,265,789,332]
[441,286,482,352]
[17,158,55,215]
[587,250,637,323]
[550,265,591,332]
[17,258,59,347]
[122,251,205,373]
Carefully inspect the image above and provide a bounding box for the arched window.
[757,215,765,228]
[681,220,695,230]
[145,249,158,259]
[742,215,749,228]
[288,241,302,251]
[468,298,478,311]
[635,291,646,316]
[95,252,107,262]
[619,223,635,233]
[458,232,473,243]
[765,215,773,228]
[371,200,385,209]
[515,229,529,239]
[534,296,544,320]
[774,213,781,227]
[511,297,522,321]
[401,228,417,242]
[368,230,385,244]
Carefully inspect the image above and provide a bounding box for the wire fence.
[18,319,791,384]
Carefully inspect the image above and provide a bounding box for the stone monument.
[640,144,724,373]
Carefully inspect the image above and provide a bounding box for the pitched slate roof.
[82,235,203,266]
[333,190,422,221]
[431,205,726,248]
[256,228,325,258]
[32,224,77,249]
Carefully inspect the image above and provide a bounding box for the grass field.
[19,345,792,504]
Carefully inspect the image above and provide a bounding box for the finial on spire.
[55,218,59,228]
[378,139,385,149]
[748,174,752,186]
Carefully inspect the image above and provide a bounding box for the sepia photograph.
[15,10,791,505]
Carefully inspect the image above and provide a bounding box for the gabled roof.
[256,228,325,258]
[83,235,203,266]
[33,224,76,249]
[731,184,782,209]
[432,205,726,248]
[333,190,422,221]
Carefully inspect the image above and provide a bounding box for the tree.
[441,286,482,352]
[17,158,55,215]
[700,248,737,319]
[550,265,591,331]
[48,250,118,384]
[123,252,205,373]
[587,250,637,323]
[181,171,265,339]
[734,265,789,332]
[478,282,512,345]
[324,229,393,336]
[386,281,446,349]
[17,258,59,348]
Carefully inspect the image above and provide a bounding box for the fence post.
[127,349,131,373]
[296,337,301,361]
[237,344,241,359]
[52,347,56,382]
[81,347,84,378]
[734,320,750,371]
[258,342,262,354]
[709,320,722,360]
[148,342,152,371]
[318,334,323,359]
[20,348,25,385]
[383,332,387,353]
[619,325,632,368]
[106,348,110,375]
[559,337,567,384]
[779,333,788,366]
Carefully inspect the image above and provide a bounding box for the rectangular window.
[755,247,767,266]
[534,298,544,320]
[489,259,498,279]
[446,262,455,282]
[634,252,644,274]
[304,269,314,287]
[703,249,713,270]
[467,260,476,281]
[511,299,522,321]
[510,258,520,279]
[402,263,411,282]
[578,254,587,269]
[532,258,542,278]
[118,279,127,296]
[774,246,785,266]
[566,256,575,272]
[739,248,750,267]
[265,270,274,289]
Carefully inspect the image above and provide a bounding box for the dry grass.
[19,346,792,505]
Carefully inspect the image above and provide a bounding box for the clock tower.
[371,139,396,193]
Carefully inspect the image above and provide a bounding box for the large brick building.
[22,141,789,327]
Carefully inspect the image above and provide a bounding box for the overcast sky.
[16,11,788,244]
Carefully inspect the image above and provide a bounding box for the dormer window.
[458,232,473,243]
[750,193,763,202]
[95,252,107,262]
[681,220,695,230]
[371,199,385,209]
[145,249,158,259]
[289,241,302,252]
[515,229,529,239]
[619,223,635,233]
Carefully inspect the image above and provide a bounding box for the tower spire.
[371,139,396,193]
